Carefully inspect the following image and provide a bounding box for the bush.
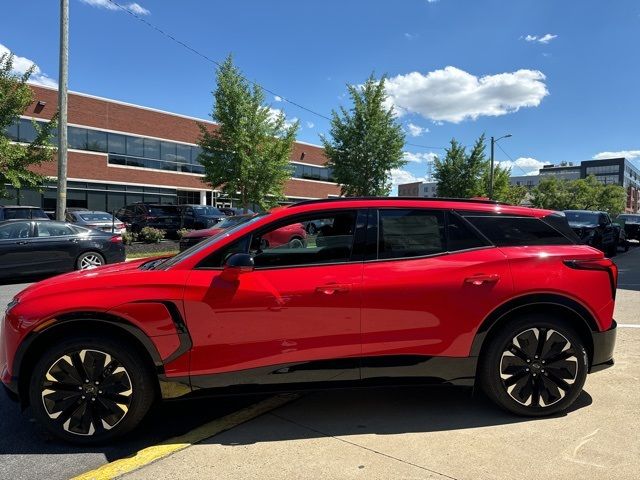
[176,228,191,239]
[121,231,137,245]
[138,227,165,243]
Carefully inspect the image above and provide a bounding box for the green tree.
[321,75,405,196]
[435,134,526,204]
[198,55,298,212]
[0,53,56,198]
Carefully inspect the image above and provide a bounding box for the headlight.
[5,298,19,316]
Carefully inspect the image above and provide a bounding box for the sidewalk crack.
[268,412,459,480]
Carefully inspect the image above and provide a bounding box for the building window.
[108,133,126,154]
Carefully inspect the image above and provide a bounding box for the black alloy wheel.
[30,336,155,443]
[480,314,588,416]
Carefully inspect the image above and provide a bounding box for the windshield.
[148,206,179,216]
[5,208,48,219]
[192,206,223,216]
[156,213,267,269]
[564,211,599,224]
[79,213,114,221]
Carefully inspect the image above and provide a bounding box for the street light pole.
[488,134,512,200]
[56,0,69,221]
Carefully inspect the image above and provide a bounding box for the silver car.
[65,210,126,235]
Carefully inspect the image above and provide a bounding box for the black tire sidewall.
[29,335,155,444]
[480,314,588,417]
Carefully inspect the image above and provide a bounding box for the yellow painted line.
[72,394,298,480]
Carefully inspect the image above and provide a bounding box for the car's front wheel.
[29,335,155,443]
[480,314,588,416]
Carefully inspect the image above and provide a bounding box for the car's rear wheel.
[76,251,105,270]
[288,237,305,249]
[29,336,155,444]
[480,314,588,416]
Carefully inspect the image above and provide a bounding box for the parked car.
[65,210,126,235]
[178,205,226,230]
[0,219,125,279]
[2,198,616,443]
[616,213,640,241]
[0,205,49,221]
[179,214,306,252]
[564,210,625,256]
[219,207,254,216]
[115,203,182,235]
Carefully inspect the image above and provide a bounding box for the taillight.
[110,235,123,243]
[564,258,618,298]
[116,223,125,228]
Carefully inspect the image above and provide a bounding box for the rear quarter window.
[463,215,573,246]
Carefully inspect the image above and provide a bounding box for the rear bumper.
[590,320,617,373]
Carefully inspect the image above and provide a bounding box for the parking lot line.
[71,394,298,480]
[618,324,640,328]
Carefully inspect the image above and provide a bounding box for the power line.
[496,142,533,177]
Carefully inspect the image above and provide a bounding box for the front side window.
[378,209,445,259]
[251,211,358,268]
[0,221,32,239]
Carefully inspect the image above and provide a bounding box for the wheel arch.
[15,312,163,407]
[470,293,598,366]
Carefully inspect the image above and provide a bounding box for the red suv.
[0,198,617,443]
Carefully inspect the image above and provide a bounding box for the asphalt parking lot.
[1,247,639,480]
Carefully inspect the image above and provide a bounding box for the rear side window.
[378,209,445,259]
[447,213,489,251]
[464,215,573,246]
[541,213,580,243]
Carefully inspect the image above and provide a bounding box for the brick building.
[2,84,340,212]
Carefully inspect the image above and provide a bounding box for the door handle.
[315,283,351,295]
[464,274,500,286]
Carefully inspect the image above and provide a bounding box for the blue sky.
[2,0,639,189]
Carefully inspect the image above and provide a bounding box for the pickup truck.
[564,209,628,256]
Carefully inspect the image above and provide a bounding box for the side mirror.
[221,253,254,280]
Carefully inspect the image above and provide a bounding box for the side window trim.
[449,210,494,248]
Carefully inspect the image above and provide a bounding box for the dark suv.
[616,213,640,241]
[0,206,49,221]
[178,205,226,230]
[2,198,617,443]
[115,203,182,235]
[564,210,624,256]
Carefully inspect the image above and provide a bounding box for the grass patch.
[126,250,178,260]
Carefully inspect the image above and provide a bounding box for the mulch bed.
[125,240,179,255]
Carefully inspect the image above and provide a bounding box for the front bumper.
[590,320,617,373]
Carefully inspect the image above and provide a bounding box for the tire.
[607,243,617,258]
[76,251,105,270]
[479,313,588,417]
[29,335,155,444]
[288,237,306,249]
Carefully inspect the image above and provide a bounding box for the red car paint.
[1,198,617,405]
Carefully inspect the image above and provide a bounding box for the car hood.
[15,258,156,302]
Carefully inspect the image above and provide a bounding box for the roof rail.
[290,196,505,207]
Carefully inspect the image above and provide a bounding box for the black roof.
[290,197,504,208]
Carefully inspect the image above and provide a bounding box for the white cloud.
[593,150,640,160]
[497,157,546,176]
[390,168,425,186]
[0,43,57,87]
[524,33,558,44]
[406,122,429,137]
[426,0,439,3]
[80,0,150,15]
[385,66,549,123]
[274,95,283,102]
[267,107,298,129]
[306,121,315,129]
[403,151,438,164]
[404,33,419,40]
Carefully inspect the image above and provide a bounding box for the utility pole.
[56,0,69,221]
[489,136,495,200]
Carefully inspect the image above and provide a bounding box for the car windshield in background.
[5,209,48,219]
[157,213,267,269]
[148,206,179,216]
[193,206,223,216]
[618,215,640,223]
[216,214,255,229]
[564,211,599,224]
[79,213,113,221]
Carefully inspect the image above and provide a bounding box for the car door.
[32,221,82,272]
[183,209,367,390]
[0,221,37,276]
[360,209,513,380]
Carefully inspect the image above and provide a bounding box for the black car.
[178,205,225,230]
[616,213,640,241]
[564,210,624,256]
[115,203,182,234]
[0,205,49,221]
[0,219,125,279]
